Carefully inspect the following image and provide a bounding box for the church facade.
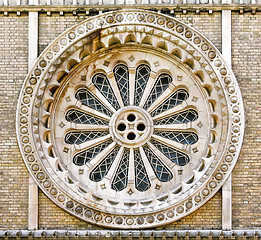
[0,0,261,238]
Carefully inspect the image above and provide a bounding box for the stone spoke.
[72,137,113,166]
[73,134,112,152]
[152,104,185,121]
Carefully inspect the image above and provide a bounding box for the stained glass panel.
[92,73,120,110]
[90,145,120,182]
[153,130,198,145]
[65,130,109,145]
[73,139,113,166]
[150,139,190,166]
[65,109,109,125]
[111,149,130,191]
[75,88,113,117]
[134,149,151,191]
[143,73,172,110]
[113,64,129,106]
[143,145,173,182]
[134,64,151,106]
[150,89,189,117]
[154,109,198,125]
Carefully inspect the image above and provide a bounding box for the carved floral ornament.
[17,10,244,228]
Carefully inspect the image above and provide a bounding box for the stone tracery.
[16,10,244,229]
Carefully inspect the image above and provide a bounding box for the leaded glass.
[153,130,198,145]
[20,11,244,229]
[143,145,173,182]
[90,145,120,182]
[150,139,190,166]
[134,64,151,106]
[75,88,113,117]
[143,73,172,110]
[134,149,151,192]
[73,139,113,166]
[92,73,120,110]
[65,130,109,145]
[65,108,109,125]
[154,109,198,125]
[113,64,129,106]
[111,149,130,191]
[150,89,189,117]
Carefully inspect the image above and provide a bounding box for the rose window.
[63,64,198,192]
[51,45,211,210]
[17,10,244,228]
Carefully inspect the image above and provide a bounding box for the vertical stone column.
[221,8,232,230]
[28,11,39,230]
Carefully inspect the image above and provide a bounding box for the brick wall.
[232,12,261,229]
[0,13,28,229]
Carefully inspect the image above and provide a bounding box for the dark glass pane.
[143,145,173,182]
[150,89,189,117]
[90,146,120,182]
[143,73,172,110]
[150,139,190,166]
[73,139,113,166]
[92,73,120,110]
[65,109,109,125]
[153,130,198,145]
[111,149,130,191]
[65,130,109,145]
[134,64,151,106]
[134,149,151,191]
[75,88,113,117]
[154,109,198,125]
[113,64,130,106]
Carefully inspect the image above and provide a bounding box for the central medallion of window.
[62,62,199,193]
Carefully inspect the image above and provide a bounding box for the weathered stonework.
[16,9,243,229]
[0,5,260,235]
[35,13,224,230]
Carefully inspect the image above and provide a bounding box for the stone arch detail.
[16,10,244,229]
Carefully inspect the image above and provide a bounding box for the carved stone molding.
[16,9,244,229]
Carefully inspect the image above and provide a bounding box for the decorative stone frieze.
[16,9,244,228]
[0,0,259,6]
[1,230,261,239]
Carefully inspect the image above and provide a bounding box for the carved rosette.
[17,10,244,228]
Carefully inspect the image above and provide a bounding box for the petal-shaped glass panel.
[73,139,113,166]
[65,109,109,125]
[143,145,173,182]
[134,64,151,106]
[150,139,190,166]
[65,130,109,145]
[150,89,189,117]
[92,73,120,110]
[90,145,120,182]
[113,64,129,106]
[111,149,130,191]
[134,149,151,192]
[153,130,198,145]
[143,73,172,110]
[75,88,113,117]
[154,109,198,125]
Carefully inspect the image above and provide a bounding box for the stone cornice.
[0,230,260,238]
[0,4,260,14]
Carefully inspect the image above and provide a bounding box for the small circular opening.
[117,123,126,131]
[127,114,136,122]
[127,132,136,140]
[137,123,145,131]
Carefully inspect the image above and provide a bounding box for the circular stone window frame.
[16,10,244,229]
